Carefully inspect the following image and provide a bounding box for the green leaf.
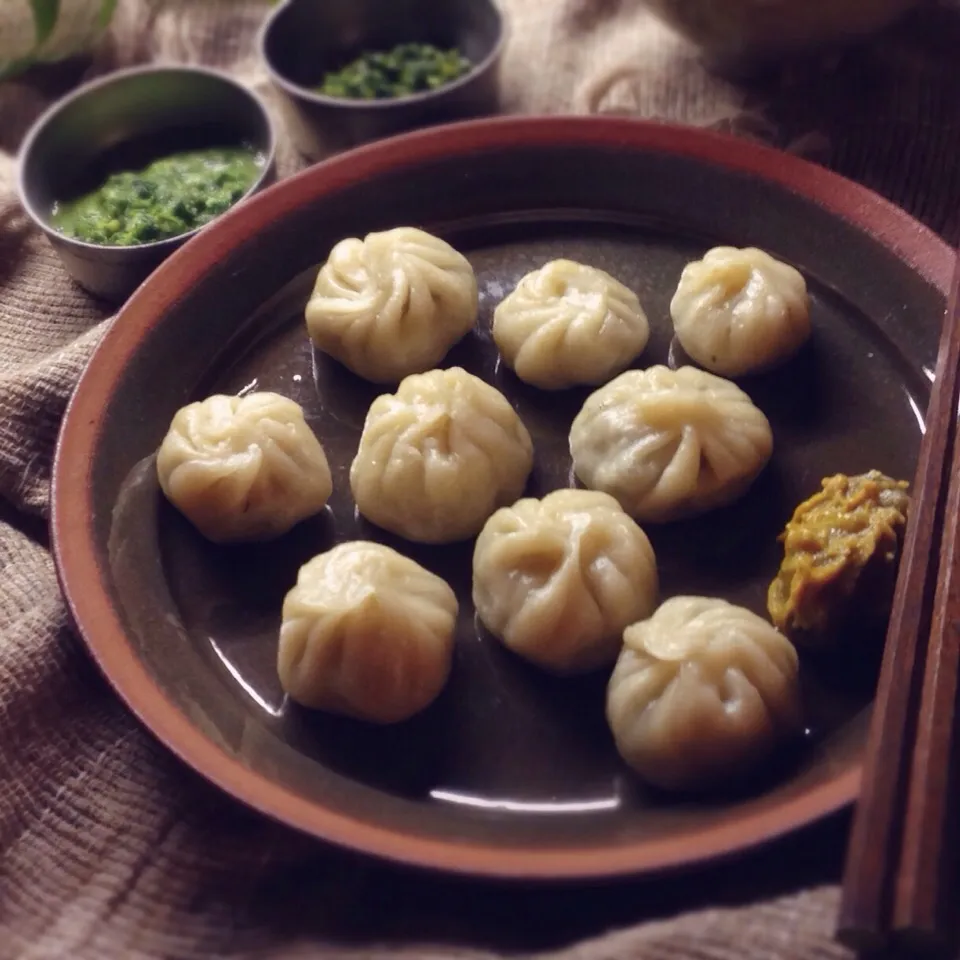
[98,0,118,29]
[30,0,61,47]
[0,56,33,82]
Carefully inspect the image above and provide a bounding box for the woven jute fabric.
[1,1,959,957]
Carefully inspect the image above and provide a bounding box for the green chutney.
[317,42,472,100]
[50,146,264,247]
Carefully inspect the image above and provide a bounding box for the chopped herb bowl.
[258,0,505,160]
[17,65,277,303]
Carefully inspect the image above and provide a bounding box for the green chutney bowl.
[17,65,277,304]
[258,0,505,160]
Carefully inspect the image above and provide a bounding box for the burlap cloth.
[2,1,959,957]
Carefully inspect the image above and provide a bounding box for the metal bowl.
[641,0,922,71]
[17,65,277,303]
[258,0,505,161]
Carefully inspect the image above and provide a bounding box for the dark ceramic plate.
[53,118,954,880]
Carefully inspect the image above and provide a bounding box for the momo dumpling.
[492,259,650,389]
[278,542,457,723]
[305,226,478,383]
[156,391,332,543]
[670,246,810,377]
[569,365,773,523]
[606,596,802,792]
[350,367,534,544]
[473,489,658,674]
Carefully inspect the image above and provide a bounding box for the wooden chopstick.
[892,257,960,954]
[837,252,960,955]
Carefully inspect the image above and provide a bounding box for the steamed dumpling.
[473,489,658,674]
[156,391,332,543]
[569,365,773,523]
[305,226,478,383]
[492,259,650,389]
[350,367,534,544]
[606,596,802,792]
[670,247,810,377]
[278,542,457,723]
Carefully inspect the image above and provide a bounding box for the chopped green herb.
[317,42,472,100]
[50,146,264,247]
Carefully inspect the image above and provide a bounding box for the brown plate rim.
[51,116,955,880]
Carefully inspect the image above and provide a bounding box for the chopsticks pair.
[838,251,960,957]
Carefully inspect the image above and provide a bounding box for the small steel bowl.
[640,0,921,72]
[258,0,505,161]
[17,65,277,303]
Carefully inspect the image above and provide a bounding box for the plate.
[53,117,954,880]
